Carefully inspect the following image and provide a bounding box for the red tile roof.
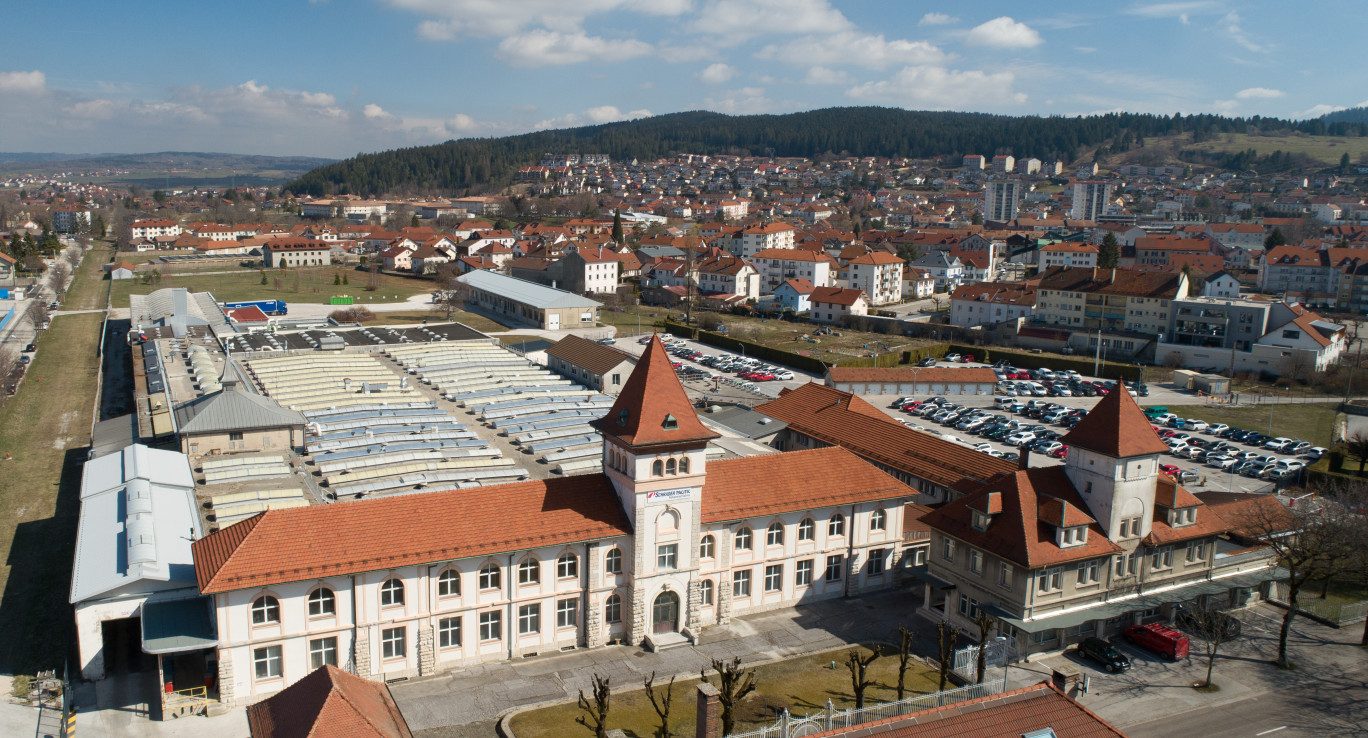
[1060,386,1170,458]
[805,681,1128,738]
[922,467,1123,568]
[809,287,867,306]
[192,475,631,594]
[1038,266,1186,299]
[546,334,634,376]
[245,665,413,738]
[590,334,718,449]
[702,447,915,523]
[756,384,1015,489]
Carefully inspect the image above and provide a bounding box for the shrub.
[329,307,376,323]
[10,675,31,699]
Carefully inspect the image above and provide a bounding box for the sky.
[2,0,1366,160]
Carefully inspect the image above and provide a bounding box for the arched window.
[652,459,664,476]
[478,563,500,590]
[734,527,753,551]
[798,518,815,541]
[699,535,715,560]
[678,456,690,474]
[380,579,405,607]
[829,514,846,537]
[665,458,677,474]
[605,547,623,575]
[870,508,887,531]
[556,552,578,579]
[657,509,679,535]
[252,595,280,625]
[604,593,622,624]
[438,570,461,597]
[766,521,784,547]
[518,557,541,585]
[699,579,715,606]
[307,588,335,617]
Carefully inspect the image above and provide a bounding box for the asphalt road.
[1126,664,1368,738]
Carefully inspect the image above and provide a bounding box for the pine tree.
[1098,232,1120,269]
[611,209,624,243]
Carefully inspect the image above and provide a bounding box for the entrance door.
[652,591,680,634]
[547,313,561,330]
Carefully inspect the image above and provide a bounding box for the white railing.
[727,681,999,738]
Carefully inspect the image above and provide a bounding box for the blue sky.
[2,0,1365,159]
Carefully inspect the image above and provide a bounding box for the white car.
[1182,419,1209,432]
[1207,456,1239,470]
[1263,437,1296,452]
[1206,423,1230,436]
[772,370,794,380]
[945,353,962,362]
[1303,446,1328,460]
[971,442,993,452]
[1005,431,1037,446]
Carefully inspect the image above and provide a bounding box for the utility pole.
[1093,329,1102,377]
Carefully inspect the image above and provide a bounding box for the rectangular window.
[733,569,752,598]
[381,627,406,660]
[438,617,462,649]
[1077,561,1100,585]
[308,638,337,670]
[868,549,887,576]
[942,538,955,562]
[657,544,678,570]
[518,604,540,635]
[825,555,844,582]
[557,598,578,629]
[795,559,813,586]
[479,611,502,641]
[969,549,983,575]
[1038,567,1063,593]
[958,594,981,619]
[1152,547,1173,571]
[1187,541,1206,562]
[998,562,1014,589]
[253,645,282,680]
[229,431,244,441]
[764,564,783,592]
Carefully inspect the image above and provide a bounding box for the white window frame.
[825,555,844,582]
[556,598,578,629]
[437,570,461,598]
[251,595,280,625]
[518,558,540,585]
[764,564,783,592]
[518,604,540,635]
[733,569,752,598]
[828,514,846,538]
[308,637,338,670]
[657,543,678,570]
[734,527,753,551]
[605,548,623,574]
[438,617,462,649]
[795,559,814,586]
[556,552,578,579]
[479,611,502,641]
[766,522,784,547]
[253,645,282,680]
[380,579,405,608]
[699,536,715,560]
[381,627,406,660]
[798,518,815,541]
[479,564,501,590]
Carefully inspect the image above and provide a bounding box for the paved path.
[390,589,928,735]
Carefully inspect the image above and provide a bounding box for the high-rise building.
[984,180,1021,222]
[1071,181,1114,221]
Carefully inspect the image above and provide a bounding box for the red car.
[1049,445,1069,459]
[963,354,976,363]
[1159,464,1182,477]
[671,362,683,369]
[750,372,776,381]
[1158,429,1177,438]
[902,402,923,413]
[1011,371,1031,380]
[1123,623,1190,661]
[1095,386,1110,395]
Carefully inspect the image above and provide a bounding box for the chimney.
[1019,446,1031,471]
[695,683,721,738]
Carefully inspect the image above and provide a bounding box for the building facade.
[984,180,1021,223]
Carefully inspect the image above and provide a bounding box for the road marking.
[1255,727,1287,736]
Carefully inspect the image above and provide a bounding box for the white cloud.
[1123,2,1223,21]
[698,63,737,84]
[362,103,394,119]
[703,86,773,114]
[1234,87,1283,100]
[964,17,1043,49]
[1075,46,1097,53]
[0,69,46,93]
[1297,104,1342,118]
[803,66,852,85]
[757,32,947,69]
[691,0,852,42]
[534,105,652,130]
[497,30,653,67]
[919,12,958,26]
[1219,11,1265,53]
[846,65,1026,109]
[386,0,686,39]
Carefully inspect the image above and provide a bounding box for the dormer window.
[1169,506,1197,528]
[1058,525,1088,548]
[617,409,629,426]
[662,414,678,431]
[971,510,992,532]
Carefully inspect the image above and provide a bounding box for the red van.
[1122,623,1189,660]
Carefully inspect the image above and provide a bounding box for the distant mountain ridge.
[0,151,337,187]
[287,106,1366,197]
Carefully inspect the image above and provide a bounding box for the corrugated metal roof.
[174,382,308,435]
[457,270,603,310]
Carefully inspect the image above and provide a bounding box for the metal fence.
[950,637,1017,684]
[726,681,999,738]
[1270,582,1368,625]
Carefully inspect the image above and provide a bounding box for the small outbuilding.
[545,334,636,395]
[174,380,308,457]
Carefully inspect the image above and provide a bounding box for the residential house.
[544,334,636,395]
[808,287,869,324]
[843,251,904,306]
[731,222,797,258]
[130,219,183,241]
[910,252,964,292]
[1202,271,1242,299]
[1157,296,1345,375]
[246,665,413,738]
[903,270,935,299]
[262,239,332,268]
[1134,237,1216,269]
[695,254,760,302]
[1034,267,1189,354]
[381,245,414,272]
[1038,242,1099,270]
[109,261,137,280]
[559,246,621,295]
[772,278,815,313]
[949,282,1038,328]
[752,248,836,293]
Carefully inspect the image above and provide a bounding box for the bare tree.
[643,671,675,738]
[1231,493,1357,668]
[845,646,881,710]
[700,657,758,737]
[1282,352,1314,383]
[1181,606,1242,689]
[894,626,916,701]
[1343,431,1368,475]
[575,673,611,738]
[935,622,961,692]
[49,262,71,294]
[972,612,996,685]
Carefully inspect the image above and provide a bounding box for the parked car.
[1205,423,1229,436]
[919,356,937,367]
[1303,446,1328,460]
[1181,419,1209,432]
[944,353,962,362]
[1076,636,1132,673]
[24,343,35,353]
[1122,623,1190,660]
[1263,437,1296,452]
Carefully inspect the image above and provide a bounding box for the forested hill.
[287,107,1366,197]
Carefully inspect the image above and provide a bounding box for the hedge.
[947,343,1143,382]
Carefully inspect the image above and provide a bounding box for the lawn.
[598,304,668,339]
[0,312,104,674]
[63,242,115,311]
[1162,403,1340,448]
[509,646,940,738]
[110,267,435,307]
[701,313,936,368]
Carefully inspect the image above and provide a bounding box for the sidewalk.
[390,589,929,736]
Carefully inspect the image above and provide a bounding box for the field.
[509,646,940,738]
[0,310,106,674]
[63,241,115,311]
[1115,131,1368,168]
[109,267,434,308]
[701,313,936,367]
[1161,403,1340,448]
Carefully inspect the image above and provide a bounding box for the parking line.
[1255,727,1287,735]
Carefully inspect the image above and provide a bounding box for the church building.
[192,336,924,705]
